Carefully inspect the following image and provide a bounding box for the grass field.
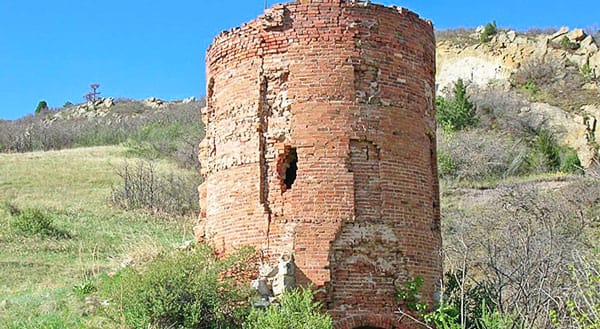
[0,146,196,328]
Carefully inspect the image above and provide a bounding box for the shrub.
[559,36,580,50]
[560,147,583,173]
[511,59,559,89]
[9,207,70,239]
[581,62,594,81]
[441,181,598,328]
[109,160,201,217]
[436,79,478,132]
[521,80,539,96]
[529,129,561,172]
[97,244,254,329]
[526,129,582,174]
[437,149,458,178]
[552,255,600,328]
[35,100,48,115]
[437,129,529,180]
[467,86,531,137]
[479,21,497,43]
[245,287,333,329]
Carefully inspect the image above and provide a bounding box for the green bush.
[480,21,497,43]
[245,287,333,329]
[559,36,580,50]
[530,129,561,171]
[521,81,539,96]
[97,244,254,329]
[526,130,582,174]
[437,149,458,178]
[436,79,478,132]
[9,207,70,239]
[35,100,48,115]
[560,147,583,173]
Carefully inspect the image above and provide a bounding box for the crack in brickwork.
[198,1,440,328]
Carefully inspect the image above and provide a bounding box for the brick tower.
[197,1,441,328]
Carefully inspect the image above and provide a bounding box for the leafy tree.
[436,79,478,131]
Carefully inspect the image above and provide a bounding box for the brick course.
[197,1,441,328]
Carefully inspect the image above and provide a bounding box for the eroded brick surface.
[198,1,441,328]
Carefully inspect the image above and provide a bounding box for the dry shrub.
[468,86,531,136]
[511,58,561,89]
[110,160,201,218]
[511,59,598,112]
[438,129,529,181]
[442,178,600,328]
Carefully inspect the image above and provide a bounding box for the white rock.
[567,28,586,42]
[506,30,516,43]
[551,26,569,40]
[182,96,196,104]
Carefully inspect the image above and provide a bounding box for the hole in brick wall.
[279,147,298,192]
[207,78,215,102]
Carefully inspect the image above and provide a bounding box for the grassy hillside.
[0,146,196,328]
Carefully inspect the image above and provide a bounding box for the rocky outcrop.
[517,103,600,166]
[436,27,600,92]
[437,27,600,166]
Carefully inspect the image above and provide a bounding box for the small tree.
[34,100,48,115]
[480,21,497,42]
[436,79,478,131]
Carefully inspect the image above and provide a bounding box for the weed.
[72,278,97,299]
[521,80,539,96]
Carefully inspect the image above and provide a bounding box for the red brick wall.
[198,1,440,328]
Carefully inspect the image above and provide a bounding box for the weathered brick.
[198,1,440,328]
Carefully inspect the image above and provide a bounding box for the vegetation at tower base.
[245,287,333,329]
[201,1,440,325]
[95,244,254,329]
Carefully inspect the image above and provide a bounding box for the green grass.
[0,146,196,327]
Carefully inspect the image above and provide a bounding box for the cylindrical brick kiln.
[197,1,441,328]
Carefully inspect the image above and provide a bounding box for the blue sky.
[1,0,599,120]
